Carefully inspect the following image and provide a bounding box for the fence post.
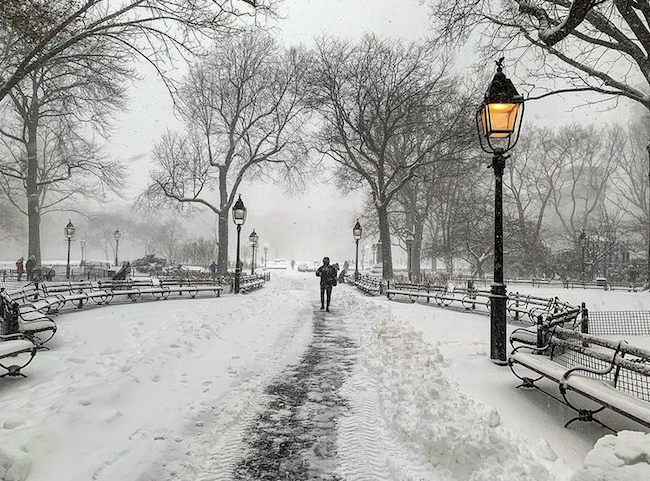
[581,302,589,347]
[536,314,546,349]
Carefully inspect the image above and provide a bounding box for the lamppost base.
[490,282,507,365]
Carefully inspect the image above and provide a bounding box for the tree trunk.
[646,143,650,288]
[412,220,424,281]
[217,212,229,275]
[218,167,230,276]
[376,202,393,278]
[26,120,41,266]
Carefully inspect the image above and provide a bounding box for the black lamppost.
[476,58,525,365]
[405,231,414,282]
[64,220,76,279]
[114,229,122,266]
[249,229,259,275]
[353,220,362,280]
[264,244,268,268]
[232,195,247,293]
[80,238,86,276]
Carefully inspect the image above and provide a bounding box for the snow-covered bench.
[1,289,57,347]
[239,275,265,293]
[0,334,38,378]
[354,275,381,295]
[385,281,442,303]
[509,309,650,430]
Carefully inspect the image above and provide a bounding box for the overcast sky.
[91,0,635,266]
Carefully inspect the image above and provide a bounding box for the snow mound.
[0,445,31,481]
[340,293,551,481]
[571,431,650,481]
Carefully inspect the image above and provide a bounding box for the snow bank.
[0,446,30,481]
[338,291,553,480]
[571,431,650,481]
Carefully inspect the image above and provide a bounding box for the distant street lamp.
[264,244,269,268]
[114,229,122,266]
[476,57,524,365]
[232,195,247,293]
[353,220,362,280]
[249,229,259,275]
[64,220,76,279]
[405,231,414,282]
[80,238,86,276]
[372,243,377,265]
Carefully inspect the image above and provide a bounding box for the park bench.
[385,281,492,311]
[0,334,38,378]
[40,280,110,309]
[354,275,382,295]
[1,288,55,351]
[385,281,443,302]
[159,277,224,297]
[509,306,650,430]
[239,275,265,293]
[506,293,574,324]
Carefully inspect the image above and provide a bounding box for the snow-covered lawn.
[1,272,649,480]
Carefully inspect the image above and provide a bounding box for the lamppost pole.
[249,229,258,275]
[80,238,86,276]
[491,152,507,361]
[235,225,242,290]
[264,244,268,268]
[353,220,362,281]
[114,229,122,266]
[232,195,247,293]
[476,58,524,365]
[64,220,75,279]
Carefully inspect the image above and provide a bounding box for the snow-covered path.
[2,271,650,481]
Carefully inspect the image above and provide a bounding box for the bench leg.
[564,408,613,432]
[0,365,27,378]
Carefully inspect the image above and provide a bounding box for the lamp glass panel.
[232,208,247,225]
[485,103,519,137]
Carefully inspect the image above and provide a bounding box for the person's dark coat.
[316,264,337,287]
[25,257,36,280]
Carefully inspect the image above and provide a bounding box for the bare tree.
[139,31,311,275]
[428,0,650,282]
[0,49,126,264]
[547,124,621,243]
[612,121,650,253]
[0,0,274,104]
[310,34,472,278]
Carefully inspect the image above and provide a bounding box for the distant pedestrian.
[316,256,338,311]
[291,259,295,270]
[210,261,217,278]
[16,257,24,281]
[25,255,36,281]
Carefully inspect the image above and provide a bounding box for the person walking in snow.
[25,255,36,281]
[291,259,295,270]
[316,256,338,311]
[16,257,24,281]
